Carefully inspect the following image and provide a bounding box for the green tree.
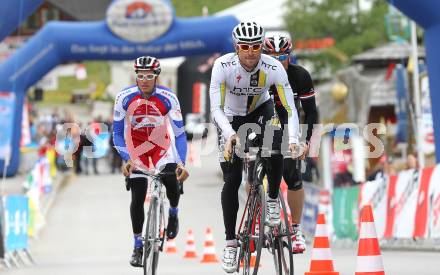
[285,0,388,73]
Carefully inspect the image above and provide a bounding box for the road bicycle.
[233,132,294,275]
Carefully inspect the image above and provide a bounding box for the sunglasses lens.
[252,44,261,51]
[240,44,250,51]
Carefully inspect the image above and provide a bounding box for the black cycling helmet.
[263,35,292,55]
[134,56,161,75]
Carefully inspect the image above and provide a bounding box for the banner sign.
[428,166,440,238]
[359,177,388,238]
[420,73,436,155]
[392,169,419,238]
[332,186,359,240]
[332,165,440,240]
[302,183,320,239]
[4,195,29,251]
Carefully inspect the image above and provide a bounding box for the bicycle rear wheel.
[143,199,159,275]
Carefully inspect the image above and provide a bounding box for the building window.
[23,12,39,30]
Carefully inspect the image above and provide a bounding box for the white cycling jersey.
[209,53,299,144]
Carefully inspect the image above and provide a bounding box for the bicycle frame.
[235,131,295,275]
[236,146,267,275]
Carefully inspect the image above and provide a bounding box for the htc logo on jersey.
[231,86,262,96]
[261,60,277,71]
[221,61,237,68]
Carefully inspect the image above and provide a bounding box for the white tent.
[215,0,289,30]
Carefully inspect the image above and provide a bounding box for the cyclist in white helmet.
[209,21,300,273]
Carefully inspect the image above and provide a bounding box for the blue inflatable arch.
[0,0,238,176]
[389,0,440,162]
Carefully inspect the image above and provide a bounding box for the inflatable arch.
[0,0,238,176]
[389,0,440,162]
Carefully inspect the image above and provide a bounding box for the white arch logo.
[106,0,174,43]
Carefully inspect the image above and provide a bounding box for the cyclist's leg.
[214,117,245,243]
[220,159,242,272]
[128,173,148,266]
[159,163,180,207]
[216,121,242,272]
[162,163,181,239]
[154,149,181,239]
[283,158,306,253]
[283,158,304,224]
[129,174,149,237]
[251,100,283,199]
[265,129,283,200]
[264,136,283,226]
[220,159,243,241]
[252,100,283,224]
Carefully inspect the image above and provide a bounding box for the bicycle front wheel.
[143,199,159,275]
[273,192,294,275]
[250,184,266,275]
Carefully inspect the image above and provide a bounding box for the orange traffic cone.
[183,229,198,259]
[305,213,339,275]
[355,205,385,275]
[200,227,219,263]
[166,237,178,254]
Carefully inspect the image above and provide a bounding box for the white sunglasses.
[136,73,157,81]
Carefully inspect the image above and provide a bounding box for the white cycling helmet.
[232,21,265,44]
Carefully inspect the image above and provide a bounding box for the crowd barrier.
[359,166,440,240]
[0,148,57,267]
[278,165,440,244]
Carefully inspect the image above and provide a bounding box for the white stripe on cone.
[203,246,216,254]
[206,234,214,242]
[359,222,379,239]
[356,255,384,272]
[187,243,196,250]
[314,224,328,237]
[311,248,333,260]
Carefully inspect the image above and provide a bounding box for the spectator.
[83,122,99,175]
[73,123,84,174]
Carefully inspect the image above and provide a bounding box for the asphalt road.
[5,135,440,275]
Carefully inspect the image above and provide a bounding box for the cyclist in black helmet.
[113,56,189,267]
[263,34,318,254]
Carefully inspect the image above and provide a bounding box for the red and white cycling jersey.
[113,84,187,172]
